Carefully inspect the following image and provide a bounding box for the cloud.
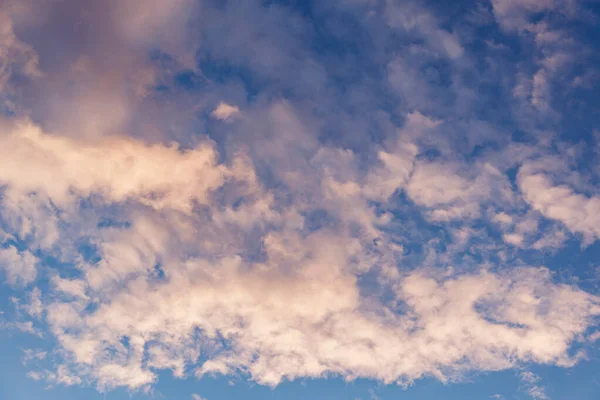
[588,331,600,342]
[41,241,599,389]
[531,69,551,113]
[0,120,233,212]
[0,0,200,140]
[405,161,513,222]
[212,102,241,121]
[0,319,43,337]
[384,1,463,59]
[52,277,88,300]
[111,0,195,47]
[518,165,600,243]
[0,0,599,396]
[526,386,549,400]
[24,287,43,317]
[0,10,41,97]
[0,110,596,392]
[520,371,549,400]
[491,0,576,31]
[0,112,591,391]
[0,244,37,286]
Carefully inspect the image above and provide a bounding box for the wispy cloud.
[520,371,550,400]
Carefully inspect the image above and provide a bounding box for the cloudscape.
[1,1,600,399]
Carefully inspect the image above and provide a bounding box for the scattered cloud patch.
[0,245,37,286]
[520,371,549,400]
[211,102,241,121]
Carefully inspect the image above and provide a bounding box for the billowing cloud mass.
[0,0,600,398]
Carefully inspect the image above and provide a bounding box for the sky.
[0,0,600,399]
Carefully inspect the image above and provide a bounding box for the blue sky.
[1,0,600,399]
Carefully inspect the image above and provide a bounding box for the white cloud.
[0,245,37,286]
[0,120,234,213]
[212,102,241,121]
[527,385,549,400]
[493,212,513,225]
[42,246,599,389]
[531,69,550,112]
[24,287,43,317]
[22,349,47,362]
[588,331,600,342]
[531,227,567,251]
[0,0,599,396]
[518,165,600,244]
[52,277,88,300]
[405,161,513,221]
[0,113,596,392]
[32,365,83,387]
[0,99,596,397]
[0,189,61,250]
[0,320,43,337]
[520,371,549,400]
[503,233,525,247]
[521,371,540,384]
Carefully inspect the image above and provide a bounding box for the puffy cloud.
[518,165,600,243]
[52,277,88,300]
[42,256,599,389]
[212,102,241,121]
[531,69,551,113]
[0,120,231,212]
[0,244,37,286]
[0,0,599,396]
[406,161,513,222]
[1,113,591,392]
[0,111,596,392]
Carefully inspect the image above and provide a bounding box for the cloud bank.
[0,0,599,396]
